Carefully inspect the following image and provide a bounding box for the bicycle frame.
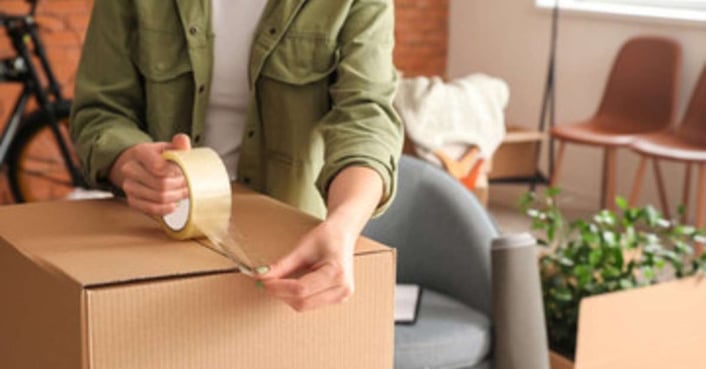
[0,4,83,186]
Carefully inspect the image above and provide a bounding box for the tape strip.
[160,148,269,277]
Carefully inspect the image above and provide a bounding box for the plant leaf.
[589,248,603,266]
[616,196,628,210]
[546,187,562,197]
[573,265,593,287]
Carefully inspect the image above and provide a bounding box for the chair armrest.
[363,155,499,317]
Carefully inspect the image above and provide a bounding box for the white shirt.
[203,0,267,180]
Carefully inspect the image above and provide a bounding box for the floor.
[487,183,594,236]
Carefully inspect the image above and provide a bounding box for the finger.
[126,195,179,216]
[123,178,189,205]
[263,262,341,299]
[123,161,187,191]
[260,244,314,280]
[134,143,173,176]
[281,285,353,312]
[170,133,192,151]
[165,161,185,178]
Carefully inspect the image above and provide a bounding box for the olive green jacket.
[70,0,403,218]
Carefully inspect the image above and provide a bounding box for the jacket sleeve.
[315,0,404,216]
[69,0,153,189]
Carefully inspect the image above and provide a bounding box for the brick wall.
[394,0,449,77]
[0,0,448,203]
[0,0,92,104]
[0,0,93,203]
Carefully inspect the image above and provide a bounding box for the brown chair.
[629,65,706,227]
[550,37,682,209]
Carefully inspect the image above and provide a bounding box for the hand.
[258,220,357,312]
[109,134,191,216]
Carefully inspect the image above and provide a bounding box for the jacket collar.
[173,0,308,89]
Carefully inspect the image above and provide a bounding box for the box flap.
[0,199,234,287]
[0,185,388,287]
[575,276,706,369]
[228,186,388,261]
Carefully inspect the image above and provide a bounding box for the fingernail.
[255,266,270,276]
[255,280,265,290]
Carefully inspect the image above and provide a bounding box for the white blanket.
[394,74,509,161]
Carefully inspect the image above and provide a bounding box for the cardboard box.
[488,125,546,180]
[0,186,395,369]
[575,276,706,369]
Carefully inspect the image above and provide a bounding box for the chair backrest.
[677,65,706,145]
[596,36,681,132]
[363,155,499,317]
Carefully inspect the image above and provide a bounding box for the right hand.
[109,134,191,216]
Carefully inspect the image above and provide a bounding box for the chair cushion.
[395,289,492,369]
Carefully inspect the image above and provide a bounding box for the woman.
[70,0,403,311]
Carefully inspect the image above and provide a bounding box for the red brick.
[0,34,13,57]
[393,0,448,77]
[67,13,90,33]
[0,0,31,16]
[38,0,90,15]
[35,14,66,32]
[39,30,80,48]
[51,61,78,84]
[61,80,75,98]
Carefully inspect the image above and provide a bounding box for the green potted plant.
[519,188,706,362]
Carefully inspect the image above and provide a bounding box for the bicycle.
[0,0,86,202]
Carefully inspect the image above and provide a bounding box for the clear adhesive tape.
[160,148,232,240]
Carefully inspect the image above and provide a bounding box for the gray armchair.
[363,155,498,369]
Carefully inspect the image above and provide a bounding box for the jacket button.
[268,27,277,36]
[247,130,255,138]
[198,84,206,93]
[189,26,198,35]
[194,134,201,143]
[243,177,251,185]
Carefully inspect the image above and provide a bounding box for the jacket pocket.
[132,28,194,140]
[134,29,192,82]
[260,35,340,85]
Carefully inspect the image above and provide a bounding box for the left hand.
[258,220,356,312]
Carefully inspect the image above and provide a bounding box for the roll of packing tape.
[160,148,232,240]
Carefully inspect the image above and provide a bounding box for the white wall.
[449,0,706,217]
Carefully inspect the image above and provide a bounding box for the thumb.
[260,245,310,280]
[169,133,192,151]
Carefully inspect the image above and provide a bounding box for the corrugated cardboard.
[0,185,395,369]
[575,276,706,369]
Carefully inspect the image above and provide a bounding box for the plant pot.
[549,351,574,369]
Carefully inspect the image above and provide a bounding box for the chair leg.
[602,148,617,210]
[629,156,648,207]
[550,141,566,187]
[653,159,671,219]
[696,164,706,255]
[697,164,706,229]
[681,163,692,224]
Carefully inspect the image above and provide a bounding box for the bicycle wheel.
[7,100,82,202]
